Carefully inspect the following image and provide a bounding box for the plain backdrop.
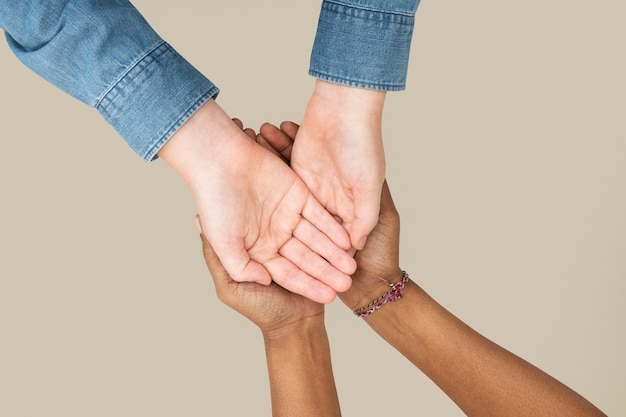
[1,1,624,416]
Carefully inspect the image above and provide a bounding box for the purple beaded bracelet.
[353,271,409,318]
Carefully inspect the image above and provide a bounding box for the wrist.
[157,99,255,191]
[312,79,386,117]
[262,314,326,349]
[340,267,404,312]
[353,270,409,317]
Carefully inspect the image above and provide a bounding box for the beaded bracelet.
[353,271,409,318]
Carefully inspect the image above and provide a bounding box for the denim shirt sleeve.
[0,0,218,161]
[310,0,421,91]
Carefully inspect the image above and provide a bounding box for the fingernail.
[357,236,368,250]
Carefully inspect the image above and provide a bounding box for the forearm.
[263,316,341,417]
[157,99,250,191]
[311,79,386,118]
[359,281,606,417]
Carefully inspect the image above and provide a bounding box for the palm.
[292,88,385,249]
[196,139,354,304]
[256,122,401,311]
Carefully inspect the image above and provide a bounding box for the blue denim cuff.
[97,42,219,161]
[309,0,417,91]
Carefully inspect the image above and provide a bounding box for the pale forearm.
[157,99,254,191]
[263,317,341,417]
[361,281,606,417]
[311,80,386,118]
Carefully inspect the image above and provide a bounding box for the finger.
[199,231,234,292]
[199,228,228,282]
[380,180,399,220]
[243,127,257,141]
[280,237,352,293]
[302,195,352,251]
[195,213,204,234]
[197,216,237,300]
[219,244,273,286]
[293,218,356,275]
[198,214,272,286]
[263,255,337,304]
[232,118,244,130]
[279,121,300,141]
[259,122,294,162]
[348,185,384,250]
[349,206,381,251]
[231,118,257,141]
[256,133,287,163]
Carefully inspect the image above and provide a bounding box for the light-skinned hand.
[198,215,324,335]
[256,121,402,309]
[287,80,387,250]
[158,100,356,304]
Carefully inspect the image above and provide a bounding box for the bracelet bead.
[353,271,409,318]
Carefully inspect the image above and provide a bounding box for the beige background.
[1,0,624,415]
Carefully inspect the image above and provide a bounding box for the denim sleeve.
[310,0,421,91]
[0,0,218,161]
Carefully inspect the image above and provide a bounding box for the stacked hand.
[159,100,358,304]
[161,87,387,304]
[256,120,402,311]
[158,78,389,306]
[200,117,398,331]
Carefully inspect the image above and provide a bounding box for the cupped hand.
[291,80,387,250]
[199,216,324,334]
[257,121,402,311]
[158,100,356,304]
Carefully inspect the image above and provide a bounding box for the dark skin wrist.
[262,313,326,348]
[344,266,404,312]
[262,311,341,417]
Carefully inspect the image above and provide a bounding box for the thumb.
[227,256,273,286]
[196,215,272,286]
[349,198,381,250]
[197,215,233,290]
